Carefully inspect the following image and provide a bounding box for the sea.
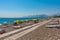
[0,17,47,24]
[0,18,32,24]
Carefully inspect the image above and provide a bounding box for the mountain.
[0,14,49,19]
[22,14,49,19]
[52,13,60,16]
[0,14,49,24]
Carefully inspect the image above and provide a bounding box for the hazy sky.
[0,0,60,17]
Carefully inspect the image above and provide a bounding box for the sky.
[0,0,60,17]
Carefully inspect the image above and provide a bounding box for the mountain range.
[22,14,49,19]
[0,14,49,19]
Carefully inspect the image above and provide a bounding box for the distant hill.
[0,14,49,19]
[52,13,60,18]
[22,14,49,19]
[0,14,49,24]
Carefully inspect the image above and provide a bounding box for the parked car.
[48,22,58,25]
[13,25,22,29]
[45,25,60,28]
[0,29,6,34]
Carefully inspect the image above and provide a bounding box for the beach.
[17,18,60,40]
[0,19,41,33]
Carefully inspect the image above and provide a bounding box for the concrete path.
[16,18,60,40]
[3,19,52,40]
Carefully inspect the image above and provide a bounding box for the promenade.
[17,18,60,40]
[1,18,58,40]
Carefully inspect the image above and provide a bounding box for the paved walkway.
[3,19,52,40]
[16,18,60,40]
[17,25,59,40]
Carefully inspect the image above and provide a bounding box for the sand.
[17,24,60,40]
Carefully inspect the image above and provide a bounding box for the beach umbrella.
[41,18,46,21]
[32,19,38,23]
[32,19,38,20]
[14,20,20,23]
[25,20,29,21]
[14,20,23,24]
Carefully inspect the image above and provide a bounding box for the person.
[13,22,18,26]
[58,19,59,24]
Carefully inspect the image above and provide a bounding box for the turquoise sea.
[0,15,48,24]
[0,18,31,24]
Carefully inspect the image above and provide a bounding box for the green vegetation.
[51,16,60,18]
[53,16,60,18]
